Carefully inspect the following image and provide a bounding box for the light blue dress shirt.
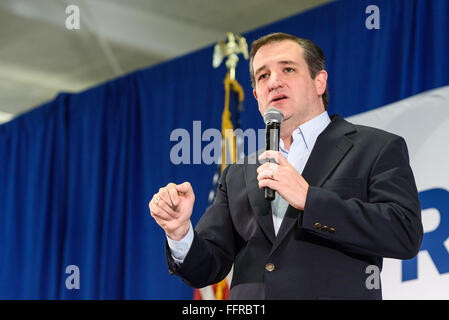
[167,111,331,263]
[272,111,331,234]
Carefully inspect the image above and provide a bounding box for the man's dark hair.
[249,32,329,109]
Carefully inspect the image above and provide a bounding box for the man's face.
[252,40,326,125]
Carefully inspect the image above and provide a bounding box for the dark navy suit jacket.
[166,114,423,300]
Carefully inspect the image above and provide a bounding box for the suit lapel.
[270,115,356,252]
[244,154,276,244]
[301,115,355,187]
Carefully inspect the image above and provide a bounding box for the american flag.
[194,73,244,300]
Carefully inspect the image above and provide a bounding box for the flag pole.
[193,33,248,300]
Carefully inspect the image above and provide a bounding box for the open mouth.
[271,95,288,103]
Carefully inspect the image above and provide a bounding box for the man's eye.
[284,67,294,73]
[258,73,268,81]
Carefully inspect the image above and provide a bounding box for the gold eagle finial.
[213,32,249,80]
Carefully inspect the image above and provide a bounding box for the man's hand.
[149,182,195,241]
[257,151,309,210]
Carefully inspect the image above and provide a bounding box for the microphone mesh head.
[263,107,284,124]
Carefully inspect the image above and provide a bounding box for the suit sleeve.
[166,165,236,288]
[301,136,423,259]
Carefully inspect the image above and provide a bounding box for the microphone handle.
[264,121,280,201]
[264,177,276,200]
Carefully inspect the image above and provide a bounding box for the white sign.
[347,85,449,299]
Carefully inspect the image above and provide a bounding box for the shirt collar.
[279,110,331,153]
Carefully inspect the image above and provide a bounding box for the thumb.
[176,182,194,196]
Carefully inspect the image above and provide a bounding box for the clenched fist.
[149,182,195,241]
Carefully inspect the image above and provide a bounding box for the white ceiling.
[0,0,332,123]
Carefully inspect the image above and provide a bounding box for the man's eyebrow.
[254,65,267,77]
[254,60,298,76]
[278,60,298,66]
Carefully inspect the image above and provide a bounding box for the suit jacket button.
[265,263,275,272]
[329,227,336,234]
[313,222,321,229]
[321,225,329,232]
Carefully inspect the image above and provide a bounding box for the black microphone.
[263,107,284,201]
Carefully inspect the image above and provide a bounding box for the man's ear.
[253,89,258,100]
[314,70,328,96]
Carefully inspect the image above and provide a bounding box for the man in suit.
[149,33,423,299]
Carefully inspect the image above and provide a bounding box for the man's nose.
[268,72,284,91]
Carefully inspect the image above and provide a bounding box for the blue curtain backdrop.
[0,0,448,299]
